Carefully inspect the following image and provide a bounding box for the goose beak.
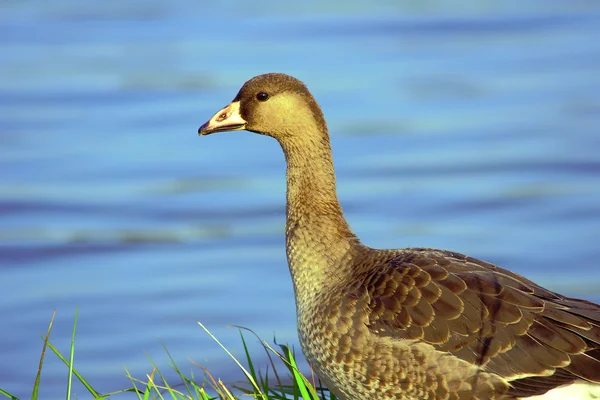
[198,101,246,135]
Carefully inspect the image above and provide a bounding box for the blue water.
[1,1,600,398]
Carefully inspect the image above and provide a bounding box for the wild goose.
[198,73,600,399]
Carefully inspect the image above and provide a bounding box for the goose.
[197,73,600,399]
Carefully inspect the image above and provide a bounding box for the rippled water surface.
[2,1,600,398]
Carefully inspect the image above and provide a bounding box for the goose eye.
[256,92,269,102]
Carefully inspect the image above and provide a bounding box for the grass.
[0,310,335,400]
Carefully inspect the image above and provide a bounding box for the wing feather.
[350,248,600,398]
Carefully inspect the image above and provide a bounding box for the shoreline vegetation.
[4,311,599,400]
[0,310,335,400]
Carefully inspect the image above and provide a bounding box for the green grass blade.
[197,322,265,399]
[142,367,156,400]
[124,366,149,400]
[282,345,313,400]
[32,309,56,400]
[270,343,318,400]
[142,354,169,400]
[43,340,100,397]
[260,366,269,397]
[142,367,166,400]
[198,390,212,400]
[181,372,211,400]
[0,388,18,400]
[66,307,78,400]
[142,351,190,400]
[238,331,259,389]
[161,341,193,396]
[188,360,230,400]
[236,326,283,388]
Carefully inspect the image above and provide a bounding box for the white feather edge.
[524,382,600,400]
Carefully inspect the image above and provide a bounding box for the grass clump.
[0,310,335,400]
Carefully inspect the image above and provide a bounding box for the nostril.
[217,112,227,121]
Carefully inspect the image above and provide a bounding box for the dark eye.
[256,92,269,102]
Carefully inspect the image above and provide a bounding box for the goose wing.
[353,248,600,397]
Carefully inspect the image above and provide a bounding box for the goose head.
[198,73,328,144]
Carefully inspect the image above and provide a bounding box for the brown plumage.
[198,73,600,399]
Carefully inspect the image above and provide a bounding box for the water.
[1,1,600,398]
